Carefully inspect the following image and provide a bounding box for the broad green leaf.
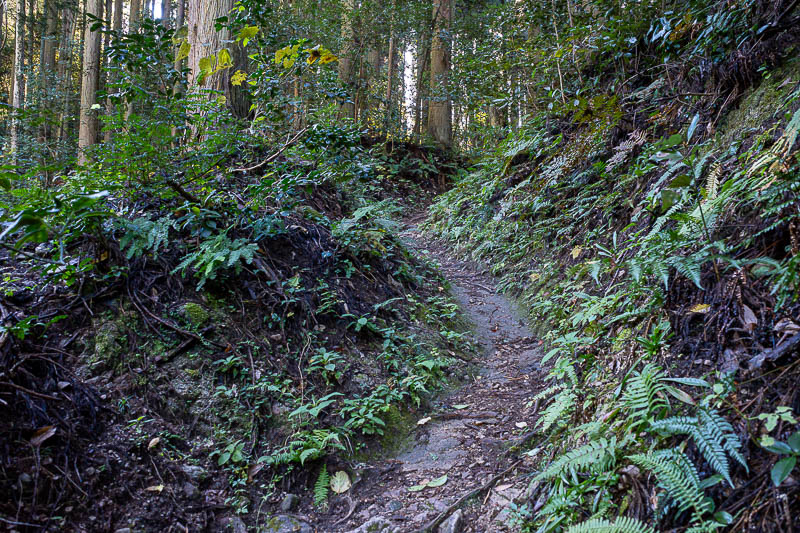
[771,456,796,486]
[788,432,800,453]
[407,484,426,492]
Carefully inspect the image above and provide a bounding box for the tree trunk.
[160,0,170,26]
[104,0,121,142]
[9,0,26,158]
[337,0,355,120]
[38,0,58,143]
[412,30,430,138]
[78,0,102,163]
[56,2,77,141]
[187,0,247,117]
[129,0,141,30]
[427,0,452,147]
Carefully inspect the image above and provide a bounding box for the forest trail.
[324,218,546,533]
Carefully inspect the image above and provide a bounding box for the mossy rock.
[182,302,210,327]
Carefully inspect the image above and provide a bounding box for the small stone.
[181,464,207,481]
[221,516,247,533]
[387,500,403,512]
[263,515,312,533]
[114,529,131,533]
[438,509,463,533]
[344,517,399,533]
[85,467,96,476]
[280,493,300,511]
[183,482,198,499]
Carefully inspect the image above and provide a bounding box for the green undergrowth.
[426,47,800,533]
[0,118,472,524]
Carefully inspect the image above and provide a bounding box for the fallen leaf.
[146,484,164,492]
[775,318,800,335]
[495,483,512,491]
[515,421,528,429]
[148,437,161,450]
[452,404,469,410]
[689,303,710,314]
[427,474,448,488]
[571,246,582,259]
[247,463,264,483]
[330,471,351,494]
[407,484,426,492]
[417,417,432,426]
[30,426,56,447]
[742,305,757,331]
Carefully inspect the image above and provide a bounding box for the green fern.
[629,449,711,517]
[118,216,174,259]
[565,517,655,533]
[537,389,576,432]
[623,364,668,426]
[650,408,745,487]
[314,466,330,509]
[536,437,617,481]
[172,233,258,288]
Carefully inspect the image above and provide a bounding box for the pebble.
[438,509,463,533]
[280,493,300,511]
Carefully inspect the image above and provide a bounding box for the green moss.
[182,302,210,326]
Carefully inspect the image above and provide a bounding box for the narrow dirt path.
[331,223,547,533]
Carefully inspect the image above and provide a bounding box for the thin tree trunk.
[129,0,141,30]
[38,0,58,143]
[160,0,169,25]
[78,0,102,162]
[427,0,452,147]
[337,0,356,120]
[9,0,26,159]
[57,2,76,141]
[412,30,430,138]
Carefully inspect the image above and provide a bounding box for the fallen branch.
[748,332,800,369]
[413,460,523,533]
[233,127,309,174]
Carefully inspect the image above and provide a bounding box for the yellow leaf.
[689,303,710,314]
[217,48,233,70]
[148,437,161,450]
[571,246,582,259]
[146,484,164,492]
[319,51,338,65]
[231,70,247,86]
[177,40,190,61]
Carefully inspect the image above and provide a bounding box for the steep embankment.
[423,15,800,533]
[0,138,470,532]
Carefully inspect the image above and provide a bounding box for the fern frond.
[651,415,730,486]
[698,408,747,471]
[537,389,576,432]
[536,438,617,481]
[705,162,722,200]
[623,364,668,425]
[565,517,655,533]
[629,449,710,517]
[314,466,330,509]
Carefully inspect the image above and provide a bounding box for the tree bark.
[337,0,356,120]
[56,2,77,141]
[427,0,452,147]
[9,0,26,158]
[129,0,141,30]
[160,0,169,26]
[78,0,102,162]
[187,0,247,117]
[412,29,430,138]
